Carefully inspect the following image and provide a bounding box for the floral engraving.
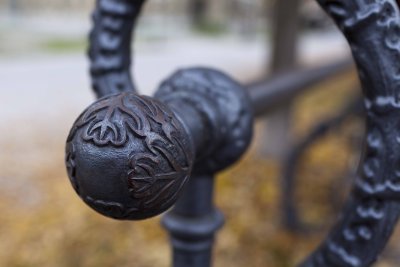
[66,92,193,219]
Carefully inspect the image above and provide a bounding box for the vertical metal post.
[162,174,224,267]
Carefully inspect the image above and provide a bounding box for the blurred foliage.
[192,21,228,36]
[2,70,400,267]
[40,38,87,53]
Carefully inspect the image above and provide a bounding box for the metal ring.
[88,1,400,266]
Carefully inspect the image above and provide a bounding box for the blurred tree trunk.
[261,0,301,158]
[188,0,209,27]
[8,0,20,13]
[229,0,258,39]
[271,0,301,72]
[264,0,302,231]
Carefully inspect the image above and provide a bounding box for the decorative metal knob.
[65,68,253,220]
[66,92,195,220]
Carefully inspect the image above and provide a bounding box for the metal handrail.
[248,58,354,116]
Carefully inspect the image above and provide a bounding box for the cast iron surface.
[89,0,146,97]
[64,0,400,266]
[156,68,253,174]
[66,65,253,220]
[301,1,400,266]
[66,92,194,220]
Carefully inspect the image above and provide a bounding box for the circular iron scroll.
[89,0,400,266]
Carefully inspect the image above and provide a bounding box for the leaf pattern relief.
[68,92,192,213]
[86,196,139,220]
[65,143,79,194]
[127,121,191,209]
[71,93,150,147]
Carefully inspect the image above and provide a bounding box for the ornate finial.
[65,68,253,220]
[66,92,194,220]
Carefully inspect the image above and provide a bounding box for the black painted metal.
[300,1,400,266]
[66,67,253,220]
[64,0,400,266]
[155,68,254,174]
[65,92,195,220]
[89,0,146,97]
[162,174,224,267]
[247,59,353,117]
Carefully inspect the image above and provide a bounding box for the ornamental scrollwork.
[301,1,400,266]
[89,0,146,97]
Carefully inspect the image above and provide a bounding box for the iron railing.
[64,0,400,267]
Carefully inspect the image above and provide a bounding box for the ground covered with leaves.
[2,70,400,267]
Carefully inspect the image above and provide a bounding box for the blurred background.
[1,0,399,266]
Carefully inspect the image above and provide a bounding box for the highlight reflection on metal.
[64,0,400,266]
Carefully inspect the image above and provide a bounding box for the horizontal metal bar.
[246,58,354,117]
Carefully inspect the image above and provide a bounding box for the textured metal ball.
[65,92,194,220]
